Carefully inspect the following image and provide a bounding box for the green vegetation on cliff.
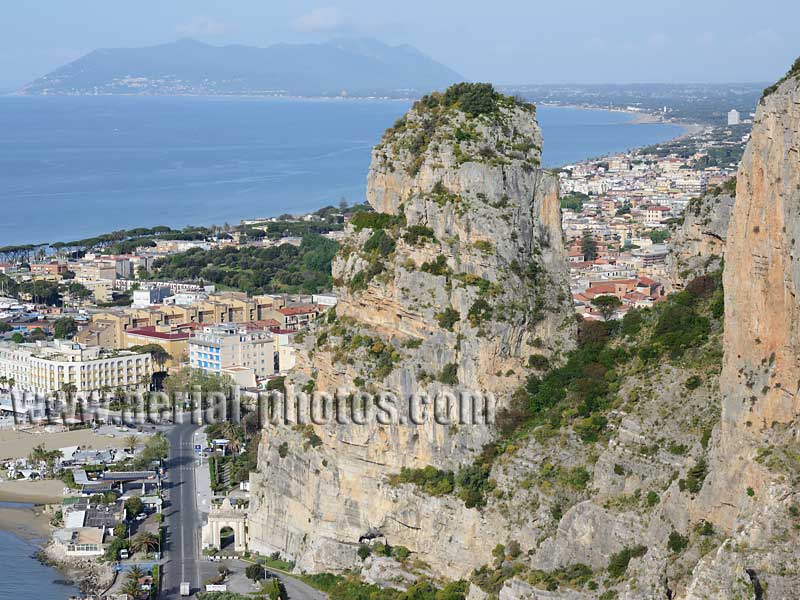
[761,56,800,100]
[300,573,468,600]
[379,82,539,176]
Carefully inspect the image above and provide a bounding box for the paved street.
[160,415,325,599]
[162,418,215,597]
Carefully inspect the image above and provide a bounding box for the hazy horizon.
[2,1,798,89]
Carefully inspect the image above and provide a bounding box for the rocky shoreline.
[0,502,113,596]
[37,542,115,595]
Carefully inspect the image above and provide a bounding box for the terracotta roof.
[279,304,319,316]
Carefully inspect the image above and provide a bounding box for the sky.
[1,1,798,88]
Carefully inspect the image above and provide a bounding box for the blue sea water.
[0,96,682,246]
[0,504,80,599]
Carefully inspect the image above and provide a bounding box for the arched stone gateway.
[202,498,248,552]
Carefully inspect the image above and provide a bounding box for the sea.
[0,96,683,246]
[0,503,80,598]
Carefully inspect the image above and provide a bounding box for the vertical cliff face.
[665,187,735,291]
[694,73,800,531]
[247,85,575,577]
[680,68,800,598]
[721,77,800,435]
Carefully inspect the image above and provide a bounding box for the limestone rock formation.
[665,185,735,291]
[247,84,575,577]
[247,65,800,598]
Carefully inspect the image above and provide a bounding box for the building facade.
[189,324,275,382]
[0,339,152,396]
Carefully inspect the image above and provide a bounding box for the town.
[557,109,747,321]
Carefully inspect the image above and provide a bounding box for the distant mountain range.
[18,38,463,97]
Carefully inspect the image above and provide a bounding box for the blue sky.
[1,1,797,88]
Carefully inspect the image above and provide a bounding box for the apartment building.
[0,339,152,396]
[30,261,69,278]
[188,324,275,386]
[123,324,195,368]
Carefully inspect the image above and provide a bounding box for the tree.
[0,322,12,333]
[29,327,48,341]
[53,317,78,339]
[245,562,267,582]
[132,531,160,554]
[124,435,138,453]
[648,230,670,244]
[591,295,622,321]
[125,496,143,518]
[580,230,598,261]
[133,432,169,469]
[128,343,171,370]
[65,281,92,303]
[10,332,24,344]
[122,565,145,598]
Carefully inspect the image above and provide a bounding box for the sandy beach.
[0,479,66,503]
[0,502,52,542]
[0,427,129,461]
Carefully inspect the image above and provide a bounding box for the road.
[263,566,328,600]
[162,418,209,597]
[160,416,325,600]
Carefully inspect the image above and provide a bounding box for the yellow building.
[123,324,195,368]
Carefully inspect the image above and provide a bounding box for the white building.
[0,339,152,397]
[189,325,275,386]
[727,109,740,126]
[642,205,672,226]
[132,285,172,308]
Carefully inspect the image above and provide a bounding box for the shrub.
[697,521,714,536]
[685,274,717,299]
[442,82,498,116]
[350,212,403,232]
[278,442,289,458]
[607,545,647,578]
[473,240,493,253]
[439,363,459,385]
[363,230,396,257]
[468,299,493,327]
[527,354,550,370]
[357,544,371,560]
[403,225,436,246]
[436,307,460,331]
[421,255,449,276]
[646,491,659,507]
[667,531,688,554]
[388,466,455,496]
[651,303,709,358]
[685,375,702,390]
[392,545,410,560]
[455,463,491,508]
[620,308,644,336]
[684,457,707,494]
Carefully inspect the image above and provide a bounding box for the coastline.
[539,101,707,135]
[0,502,52,542]
[0,479,66,504]
[0,502,101,597]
